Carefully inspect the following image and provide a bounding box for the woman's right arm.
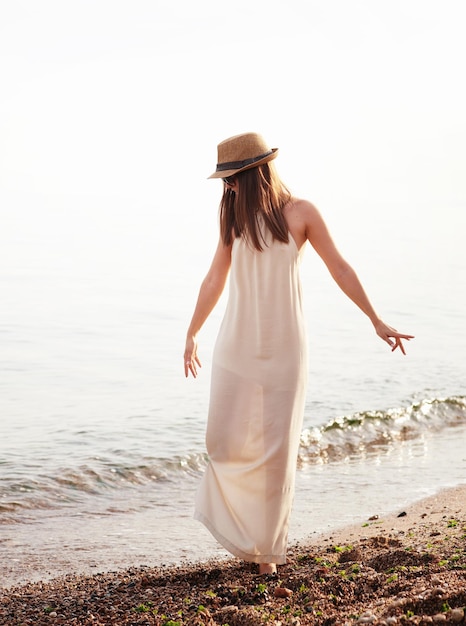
[184,237,232,378]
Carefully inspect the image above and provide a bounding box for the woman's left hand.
[374,320,415,355]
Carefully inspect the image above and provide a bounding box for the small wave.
[2,396,464,519]
[0,452,208,518]
[298,395,466,465]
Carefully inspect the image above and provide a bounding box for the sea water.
[1,193,465,586]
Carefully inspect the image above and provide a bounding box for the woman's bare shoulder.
[289,197,320,216]
[285,197,321,227]
[284,197,321,248]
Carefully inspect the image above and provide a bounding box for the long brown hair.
[219,162,291,251]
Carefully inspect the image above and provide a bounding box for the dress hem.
[194,510,287,565]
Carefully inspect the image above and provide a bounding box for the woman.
[184,132,413,575]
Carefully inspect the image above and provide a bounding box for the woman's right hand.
[184,335,202,378]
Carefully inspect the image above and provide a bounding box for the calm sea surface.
[1,194,465,587]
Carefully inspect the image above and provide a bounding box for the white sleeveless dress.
[194,223,308,564]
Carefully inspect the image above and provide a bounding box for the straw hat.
[208,132,278,179]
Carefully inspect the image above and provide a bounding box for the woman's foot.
[259,563,277,575]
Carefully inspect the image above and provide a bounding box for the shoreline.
[306,483,466,548]
[1,484,465,624]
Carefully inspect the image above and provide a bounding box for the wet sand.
[1,485,465,625]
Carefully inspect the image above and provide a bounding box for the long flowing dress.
[194,220,308,564]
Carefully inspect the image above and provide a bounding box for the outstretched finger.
[391,337,407,355]
[394,340,405,355]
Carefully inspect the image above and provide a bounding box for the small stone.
[432,587,447,596]
[217,605,238,614]
[397,511,407,517]
[315,566,330,578]
[432,615,446,623]
[388,600,403,610]
[274,587,293,598]
[450,608,464,623]
[48,612,57,618]
[385,617,398,625]
[358,612,377,623]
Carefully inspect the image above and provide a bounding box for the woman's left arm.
[303,201,414,353]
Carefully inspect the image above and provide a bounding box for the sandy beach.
[1,485,465,625]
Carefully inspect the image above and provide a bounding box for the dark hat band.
[215,150,273,172]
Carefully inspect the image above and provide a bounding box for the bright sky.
[1,0,465,213]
